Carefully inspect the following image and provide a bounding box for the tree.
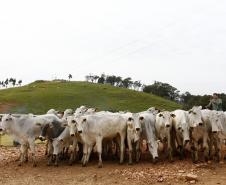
[4,78,9,88]
[97,74,106,84]
[133,80,142,91]
[143,81,180,101]
[68,74,72,81]
[115,76,122,87]
[106,75,117,86]
[122,77,133,88]
[18,80,22,86]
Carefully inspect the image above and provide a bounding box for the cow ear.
[171,114,176,118]
[159,114,163,117]
[198,106,202,110]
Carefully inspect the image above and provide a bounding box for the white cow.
[75,113,127,168]
[0,114,63,166]
[134,111,159,163]
[172,110,190,159]
[52,125,78,166]
[155,111,175,161]
[187,106,211,163]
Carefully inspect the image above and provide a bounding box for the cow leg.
[25,145,29,162]
[209,134,214,160]
[96,137,103,168]
[119,134,125,164]
[127,138,133,165]
[69,139,78,165]
[220,139,225,164]
[54,154,59,167]
[45,140,49,155]
[191,141,199,163]
[82,144,88,167]
[168,132,173,162]
[47,142,53,166]
[28,139,37,167]
[86,145,93,163]
[135,140,141,163]
[203,135,209,163]
[213,134,221,162]
[18,144,27,166]
[175,133,183,160]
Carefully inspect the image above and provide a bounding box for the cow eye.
[128,117,133,121]
[5,119,8,121]
[193,112,196,115]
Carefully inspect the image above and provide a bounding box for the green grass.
[0,81,181,114]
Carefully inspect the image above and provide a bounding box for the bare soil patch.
[1,145,226,185]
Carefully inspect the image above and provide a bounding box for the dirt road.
[0,145,226,185]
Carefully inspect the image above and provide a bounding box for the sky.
[0,0,226,95]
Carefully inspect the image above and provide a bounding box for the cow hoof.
[98,163,103,168]
[207,160,212,164]
[82,163,87,167]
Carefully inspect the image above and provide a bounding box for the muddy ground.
[0,145,226,185]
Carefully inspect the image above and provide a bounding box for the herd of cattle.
[0,106,226,168]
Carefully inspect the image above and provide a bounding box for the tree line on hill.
[84,73,226,111]
[85,73,142,91]
[0,78,22,88]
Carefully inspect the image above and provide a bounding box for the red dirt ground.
[1,145,226,185]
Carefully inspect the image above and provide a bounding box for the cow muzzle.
[136,128,140,131]
[166,124,170,128]
[199,122,203,126]
[153,156,158,164]
[70,134,75,137]
[0,128,3,132]
[78,130,82,134]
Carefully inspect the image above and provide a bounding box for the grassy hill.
[0,81,181,114]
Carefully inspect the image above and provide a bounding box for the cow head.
[177,122,190,145]
[77,117,87,134]
[157,111,174,129]
[188,106,203,128]
[0,114,13,133]
[66,116,78,137]
[210,111,224,133]
[39,123,54,141]
[52,138,64,155]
